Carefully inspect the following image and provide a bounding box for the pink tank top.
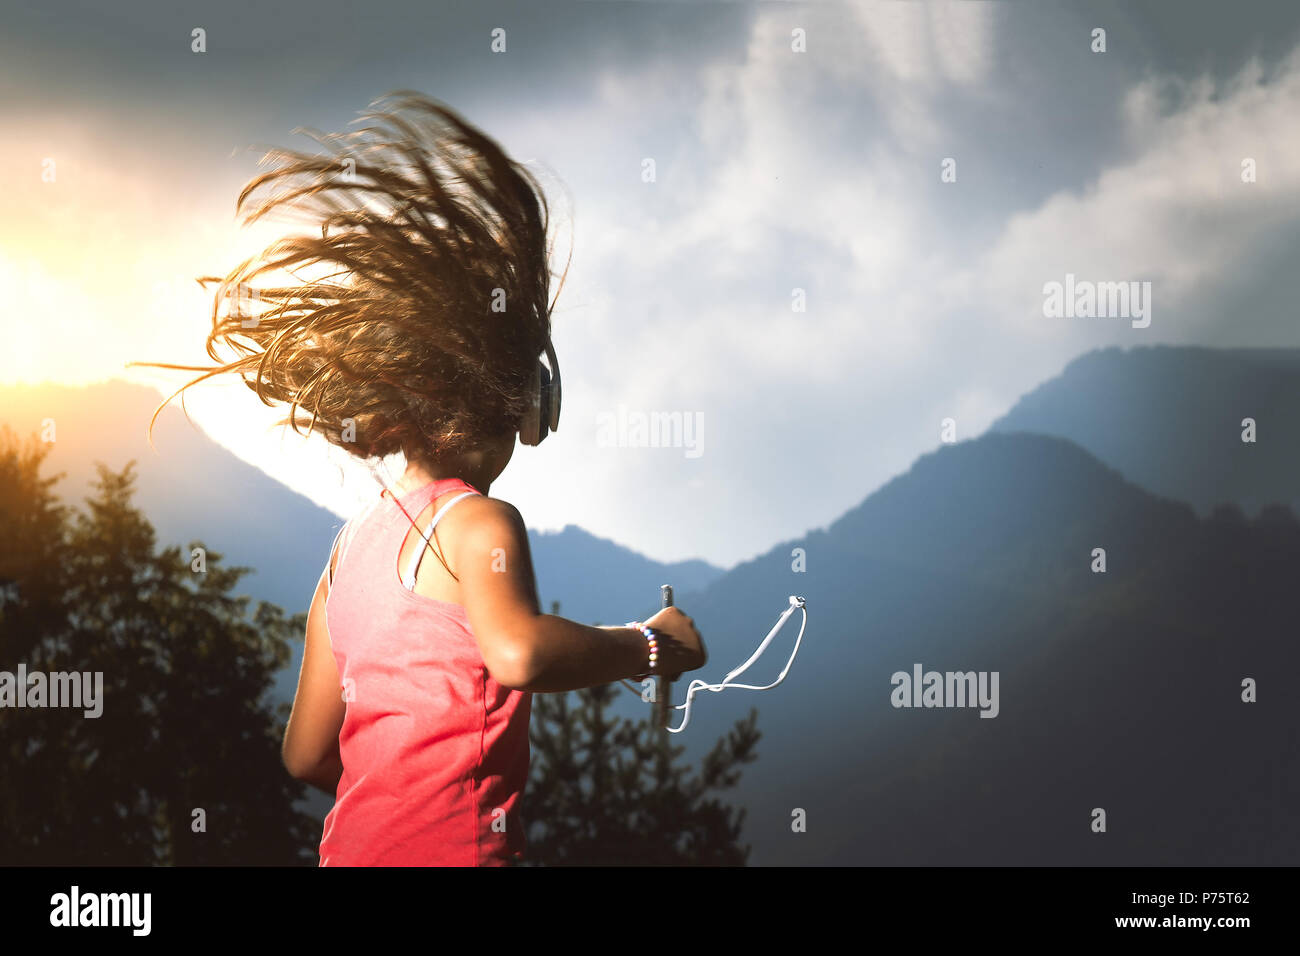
[319,478,531,866]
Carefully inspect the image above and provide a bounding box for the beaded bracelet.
[626,620,661,681]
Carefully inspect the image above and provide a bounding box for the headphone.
[519,338,561,446]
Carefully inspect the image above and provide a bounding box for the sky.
[2,0,1299,568]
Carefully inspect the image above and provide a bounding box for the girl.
[145,92,707,865]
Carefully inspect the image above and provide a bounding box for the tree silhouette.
[522,600,760,865]
[0,428,317,864]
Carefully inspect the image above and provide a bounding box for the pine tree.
[522,601,760,865]
[0,429,317,864]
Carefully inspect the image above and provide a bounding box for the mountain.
[0,380,344,618]
[529,525,725,624]
[989,345,1300,518]
[676,430,1300,865]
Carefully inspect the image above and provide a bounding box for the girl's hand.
[643,606,708,681]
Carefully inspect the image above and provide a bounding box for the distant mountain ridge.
[676,429,1299,865]
[990,344,1300,518]
[528,524,725,624]
[0,380,343,616]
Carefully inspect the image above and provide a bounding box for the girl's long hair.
[138,91,569,462]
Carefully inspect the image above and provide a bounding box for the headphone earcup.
[521,343,560,447]
[543,338,560,434]
[536,361,552,443]
[547,360,561,432]
[520,360,544,446]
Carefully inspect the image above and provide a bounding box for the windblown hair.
[143,91,567,461]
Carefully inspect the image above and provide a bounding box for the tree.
[0,429,317,864]
[522,601,760,865]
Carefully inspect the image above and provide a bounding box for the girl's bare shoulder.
[441,491,526,541]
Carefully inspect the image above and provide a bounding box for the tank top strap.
[388,478,483,590]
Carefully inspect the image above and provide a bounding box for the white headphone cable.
[620,595,808,733]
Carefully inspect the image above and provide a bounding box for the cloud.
[534,5,1300,564]
[973,45,1300,343]
[5,1,1300,568]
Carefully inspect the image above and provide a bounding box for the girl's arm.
[282,566,346,792]
[446,495,703,693]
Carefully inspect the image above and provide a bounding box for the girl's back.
[320,477,530,866]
